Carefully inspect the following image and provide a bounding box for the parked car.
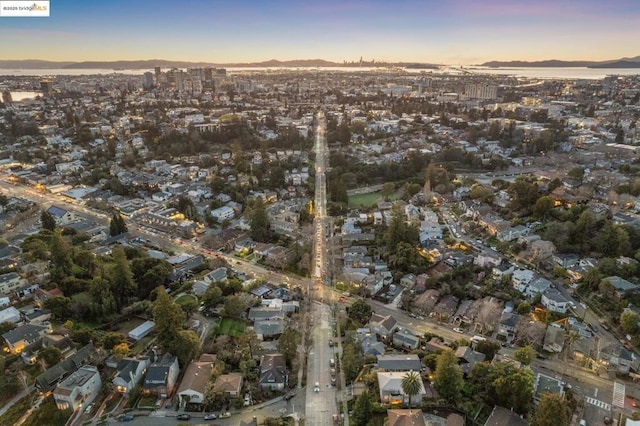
[176,413,191,420]
[328,340,334,347]
[314,382,320,392]
[283,391,296,401]
[453,327,464,334]
[219,412,231,418]
[118,414,134,422]
[203,413,217,420]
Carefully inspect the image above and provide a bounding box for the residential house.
[248,307,284,322]
[36,343,96,393]
[496,225,528,242]
[497,312,521,341]
[21,334,74,365]
[386,409,426,426]
[143,353,180,398]
[377,354,422,372]
[455,346,486,374]
[602,276,639,299]
[392,328,421,350]
[369,313,399,339]
[534,373,564,404]
[265,246,295,269]
[484,405,528,426]
[113,357,151,395]
[0,306,22,324]
[259,353,287,391]
[0,272,24,294]
[377,371,426,406]
[2,323,50,354]
[541,289,570,314]
[360,332,386,356]
[128,320,155,341]
[424,337,450,353]
[53,365,102,411]
[213,372,243,398]
[178,354,216,407]
[526,277,552,297]
[543,326,565,353]
[204,267,227,283]
[254,320,285,339]
[492,263,514,279]
[512,268,535,293]
[46,205,74,225]
[434,295,459,321]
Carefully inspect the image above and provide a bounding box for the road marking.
[613,381,626,408]
[585,396,611,411]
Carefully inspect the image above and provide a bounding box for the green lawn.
[175,294,197,305]
[348,190,401,208]
[215,318,246,337]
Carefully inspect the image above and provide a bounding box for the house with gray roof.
[254,320,285,339]
[36,343,96,392]
[369,313,399,339]
[113,357,150,395]
[377,354,422,372]
[143,353,179,398]
[392,328,420,350]
[259,353,287,391]
[2,323,49,354]
[602,276,639,299]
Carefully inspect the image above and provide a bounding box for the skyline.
[2,0,640,65]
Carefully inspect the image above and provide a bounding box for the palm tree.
[401,370,423,408]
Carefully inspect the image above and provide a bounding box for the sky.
[2,0,640,64]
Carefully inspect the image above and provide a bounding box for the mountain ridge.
[481,56,640,68]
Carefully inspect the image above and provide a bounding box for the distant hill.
[0,59,75,69]
[481,56,640,68]
[481,59,598,68]
[0,58,443,70]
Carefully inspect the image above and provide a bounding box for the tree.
[277,327,299,367]
[103,332,127,350]
[167,330,201,367]
[202,285,223,310]
[620,310,639,334]
[113,342,130,361]
[44,296,72,321]
[109,212,128,236]
[180,299,199,319]
[351,391,373,426]
[491,366,534,414]
[380,182,395,201]
[40,210,56,231]
[513,345,535,365]
[347,300,373,326]
[475,340,501,361]
[50,231,73,281]
[533,196,554,219]
[248,197,271,242]
[516,301,532,315]
[223,294,246,318]
[401,370,423,408]
[534,393,571,426]
[109,246,137,309]
[153,286,185,343]
[433,349,463,403]
[39,346,62,368]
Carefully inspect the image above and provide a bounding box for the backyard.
[214,318,246,337]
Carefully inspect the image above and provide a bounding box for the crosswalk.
[585,396,611,411]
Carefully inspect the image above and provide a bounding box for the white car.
[453,327,464,334]
[314,382,320,392]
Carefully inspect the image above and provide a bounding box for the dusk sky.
[2,0,640,64]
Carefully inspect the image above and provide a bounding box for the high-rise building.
[1,89,11,104]
[40,80,53,96]
[143,72,154,90]
[464,83,498,100]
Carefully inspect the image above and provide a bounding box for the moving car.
[117,414,134,422]
[314,382,320,392]
[176,413,191,420]
[204,413,218,420]
[453,327,464,333]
